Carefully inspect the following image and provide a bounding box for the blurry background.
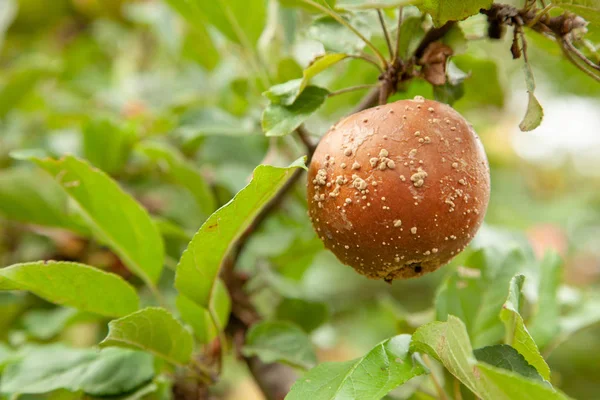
[0,0,599,399]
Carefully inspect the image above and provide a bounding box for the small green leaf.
[26,155,164,286]
[553,0,600,25]
[266,54,348,106]
[500,275,551,380]
[262,86,329,137]
[243,321,317,369]
[276,298,329,333]
[528,252,562,349]
[0,345,153,396]
[137,141,217,216]
[264,79,303,105]
[100,307,194,366]
[175,158,305,309]
[82,119,136,175]
[418,0,493,27]
[287,334,425,400]
[474,344,545,382]
[0,262,139,318]
[176,279,231,344]
[410,316,569,400]
[519,58,544,131]
[22,307,79,340]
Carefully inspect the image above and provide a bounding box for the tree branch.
[377,9,394,59]
[354,87,381,112]
[394,7,404,61]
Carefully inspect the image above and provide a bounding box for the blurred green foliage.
[0,0,599,399]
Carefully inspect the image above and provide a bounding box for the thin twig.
[328,84,379,97]
[353,87,381,113]
[296,124,316,154]
[560,38,600,82]
[394,7,404,60]
[377,9,394,59]
[422,355,450,400]
[563,38,600,71]
[348,54,385,72]
[209,307,228,375]
[301,0,388,68]
[527,4,554,27]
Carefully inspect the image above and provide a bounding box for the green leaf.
[0,345,154,396]
[176,279,231,344]
[177,108,258,147]
[22,307,79,340]
[100,307,194,366]
[397,14,426,60]
[0,167,87,233]
[175,158,306,309]
[553,0,600,25]
[180,15,220,70]
[275,298,329,333]
[528,252,562,349]
[262,86,329,137]
[0,262,139,318]
[418,0,493,27]
[264,79,303,105]
[170,0,266,48]
[264,54,348,106]
[474,345,544,382]
[287,334,426,400]
[243,321,317,369]
[308,15,372,54]
[410,316,569,400]
[26,155,164,286]
[336,0,417,10]
[137,141,216,216]
[500,275,551,380]
[435,249,528,348]
[82,119,136,175]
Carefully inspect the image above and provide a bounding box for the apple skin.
[307,97,491,281]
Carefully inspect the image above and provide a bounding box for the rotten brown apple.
[307,97,490,281]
